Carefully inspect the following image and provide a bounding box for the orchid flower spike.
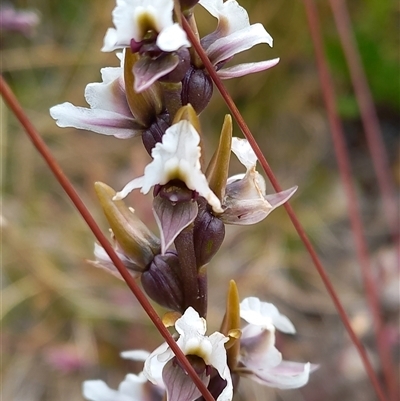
[143,307,233,401]
[199,0,280,78]
[114,119,223,214]
[220,137,297,225]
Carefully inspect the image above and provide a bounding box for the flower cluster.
[83,294,316,401]
[50,0,316,399]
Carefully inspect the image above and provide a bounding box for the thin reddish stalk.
[329,0,399,251]
[181,13,387,401]
[305,1,396,399]
[0,75,216,401]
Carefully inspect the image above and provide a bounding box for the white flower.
[220,137,297,224]
[83,373,147,401]
[237,297,317,389]
[83,350,155,401]
[114,120,223,213]
[50,52,143,139]
[199,0,279,78]
[102,0,190,52]
[144,307,233,401]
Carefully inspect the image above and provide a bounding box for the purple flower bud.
[141,252,185,312]
[142,112,170,154]
[181,67,213,114]
[193,200,225,267]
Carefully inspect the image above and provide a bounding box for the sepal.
[94,182,160,270]
[206,114,232,202]
[220,280,241,370]
[124,50,164,125]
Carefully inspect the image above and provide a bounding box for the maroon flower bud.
[142,112,170,154]
[141,252,185,312]
[181,67,213,114]
[193,200,225,267]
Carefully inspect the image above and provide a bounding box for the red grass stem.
[0,75,216,401]
[181,13,387,401]
[305,0,397,399]
[305,0,397,400]
[329,0,399,252]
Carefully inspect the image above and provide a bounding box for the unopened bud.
[142,112,170,154]
[181,67,213,114]
[141,252,185,312]
[193,199,225,267]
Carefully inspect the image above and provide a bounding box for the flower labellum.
[114,120,223,214]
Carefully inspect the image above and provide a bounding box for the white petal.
[84,78,131,117]
[102,28,124,52]
[231,137,257,169]
[113,176,146,200]
[240,297,296,334]
[207,23,273,66]
[156,23,190,52]
[82,380,130,401]
[118,373,147,397]
[207,332,233,401]
[50,103,140,138]
[218,58,280,79]
[243,361,312,389]
[102,0,177,51]
[120,349,151,361]
[143,342,170,388]
[175,307,207,337]
[175,308,215,362]
[102,2,138,51]
[199,0,250,36]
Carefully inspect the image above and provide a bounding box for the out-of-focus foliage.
[2,1,398,401]
[325,0,399,117]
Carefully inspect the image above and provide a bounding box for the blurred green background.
[2,0,399,400]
